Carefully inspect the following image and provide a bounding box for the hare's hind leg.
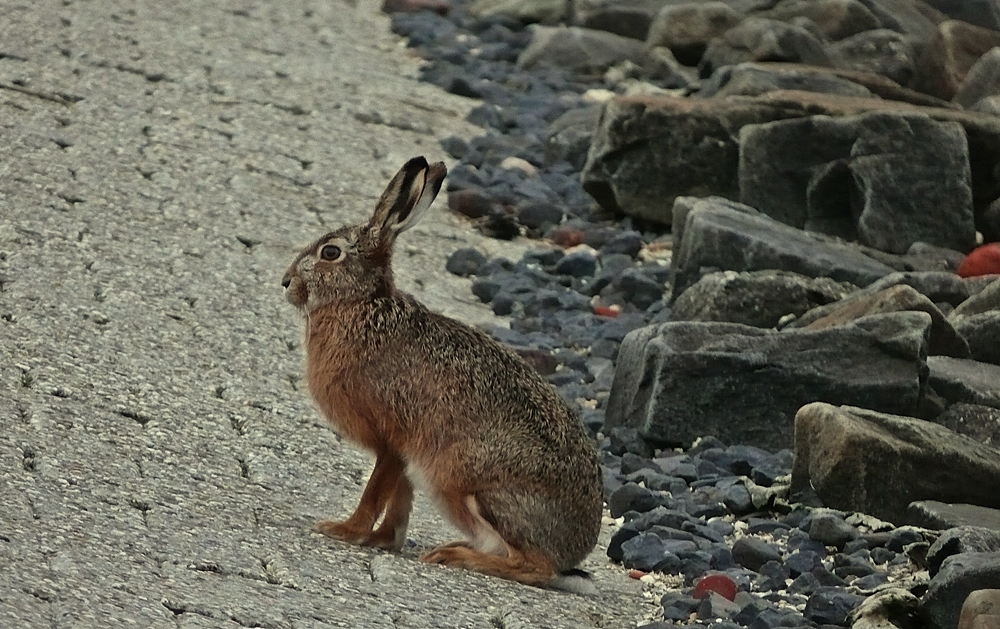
[421,493,556,587]
[316,452,409,546]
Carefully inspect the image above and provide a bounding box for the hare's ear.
[369,157,447,240]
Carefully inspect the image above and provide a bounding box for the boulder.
[699,17,833,77]
[574,0,670,40]
[582,96,798,224]
[739,111,975,254]
[645,2,744,66]
[864,271,971,307]
[951,313,1000,366]
[671,270,857,328]
[922,0,1000,33]
[959,590,1000,629]
[545,105,603,170]
[759,0,880,41]
[955,47,1000,109]
[847,588,922,629]
[908,501,1000,532]
[854,0,943,44]
[929,527,1000,576]
[828,28,919,85]
[467,0,568,23]
[606,312,930,450]
[584,90,1000,224]
[670,198,896,299]
[924,552,1000,629]
[952,278,1000,317]
[517,25,650,74]
[913,20,1000,101]
[936,403,1000,447]
[790,403,1000,524]
[801,284,970,358]
[698,62,876,99]
[927,356,1000,408]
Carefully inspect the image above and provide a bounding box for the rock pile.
[385,0,1000,626]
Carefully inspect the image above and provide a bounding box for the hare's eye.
[320,245,342,261]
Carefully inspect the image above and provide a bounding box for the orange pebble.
[628,569,647,580]
[594,304,621,318]
[692,573,737,601]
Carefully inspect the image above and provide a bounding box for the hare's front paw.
[315,520,405,551]
[315,519,372,544]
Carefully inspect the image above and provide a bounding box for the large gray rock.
[951,312,1000,366]
[517,25,649,73]
[924,552,1000,629]
[936,403,1000,447]
[799,284,970,358]
[468,0,569,23]
[954,47,1000,109]
[583,91,1000,223]
[582,96,797,224]
[908,501,1000,532]
[791,403,1000,524]
[545,105,603,170]
[698,62,876,99]
[952,278,1000,318]
[922,0,1000,33]
[699,17,833,77]
[828,29,919,85]
[739,111,976,254]
[929,527,1000,576]
[913,20,1000,101]
[864,271,971,307]
[759,0,880,41]
[851,114,974,254]
[574,0,673,40]
[606,312,931,450]
[855,0,942,43]
[670,198,896,299]
[928,356,1000,408]
[645,2,744,66]
[671,270,857,328]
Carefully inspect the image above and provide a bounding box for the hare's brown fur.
[283,157,603,588]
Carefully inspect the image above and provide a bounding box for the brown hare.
[282,156,603,591]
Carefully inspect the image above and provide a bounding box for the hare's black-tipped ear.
[369,157,447,240]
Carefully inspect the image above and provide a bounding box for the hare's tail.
[552,568,597,596]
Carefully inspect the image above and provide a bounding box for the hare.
[282,156,603,590]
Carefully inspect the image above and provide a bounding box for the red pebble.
[692,574,737,601]
[957,243,1000,278]
[550,225,584,248]
[628,569,646,580]
[594,304,621,318]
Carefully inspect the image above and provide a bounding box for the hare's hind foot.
[421,544,555,588]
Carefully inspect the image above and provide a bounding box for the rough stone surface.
[739,112,976,254]
[802,284,970,358]
[645,2,745,66]
[955,47,1000,109]
[927,356,1000,409]
[925,552,1000,629]
[828,28,918,85]
[936,403,1000,447]
[670,198,897,299]
[671,270,857,329]
[700,63,876,100]
[760,0,881,41]
[959,590,1000,629]
[791,403,1000,524]
[606,313,931,450]
[0,2,648,627]
[952,312,1000,366]
[698,17,832,78]
[517,25,650,74]
[581,96,796,225]
[952,279,1000,318]
[913,20,1000,101]
[908,502,1000,532]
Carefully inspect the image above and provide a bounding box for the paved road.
[0,1,651,627]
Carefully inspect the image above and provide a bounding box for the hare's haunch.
[282,156,603,590]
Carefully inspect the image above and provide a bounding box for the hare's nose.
[281,274,291,289]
